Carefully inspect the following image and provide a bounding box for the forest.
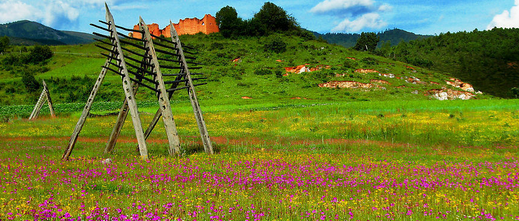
[380,28,519,98]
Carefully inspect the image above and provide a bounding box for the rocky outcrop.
[284,64,310,74]
[427,89,475,100]
[130,14,219,39]
[355,69,379,74]
[446,78,474,92]
[379,73,395,78]
[370,79,390,85]
[318,81,386,89]
[406,76,423,84]
[284,64,330,76]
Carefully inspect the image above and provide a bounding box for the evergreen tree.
[0,36,9,53]
[253,2,298,35]
[215,2,304,38]
[215,6,244,38]
[353,32,379,52]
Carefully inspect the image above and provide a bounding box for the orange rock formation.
[370,79,390,85]
[446,78,474,92]
[354,69,379,74]
[130,14,219,39]
[318,81,384,89]
[284,64,311,74]
[283,64,331,76]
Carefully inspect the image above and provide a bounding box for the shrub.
[275,70,283,78]
[263,36,287,54]
[254,68,273,76]
[343,59,357,69]
[26,45,53,64]
[21,72,40,92]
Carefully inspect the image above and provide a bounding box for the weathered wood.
[140,17,181,156]
[170,21,213,154]
[105,5,149,160]
[64,5,213,160]
[43,80,55,117]
[29,87,46,120]
[106,52,148,154]
[104,83,139,154]
[104,99,129,154]
[62,54,111,160]
[29,80,55,120]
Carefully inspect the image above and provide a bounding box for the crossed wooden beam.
[61,4,213,160]
[29,80,55,120]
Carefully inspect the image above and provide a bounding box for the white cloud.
[0,0,41,23]
[42,1,80,27]
[331,12,387,32]
[378,3,392,12]
[487,0,519,29]
[310,0,374,14]
[311,0,390,32]
[0,0,146,29]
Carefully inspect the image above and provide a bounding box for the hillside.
[390,28,519,98]
[0,20,95,45]
[0,31,484,106]
[316,29,432,48]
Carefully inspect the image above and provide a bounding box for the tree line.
[0,43,54,94]
[387,28,519,98]
[347,28,519,98]
[215,2,314,40]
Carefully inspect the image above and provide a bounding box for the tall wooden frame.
[61,4,213,160]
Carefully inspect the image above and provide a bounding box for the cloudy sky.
[1,0,518,35]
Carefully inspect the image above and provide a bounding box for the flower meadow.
[1,99,519,220]
[0,142,518,220]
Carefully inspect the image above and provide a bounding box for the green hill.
[0,32,485,106]
[0,20,95,45]
[390,28,519,98]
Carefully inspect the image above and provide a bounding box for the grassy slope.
[0,33,489,106]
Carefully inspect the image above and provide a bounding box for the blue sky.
[1,0,518,35]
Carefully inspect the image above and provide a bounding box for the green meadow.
[1,98,519,220]
[0,28,518,220]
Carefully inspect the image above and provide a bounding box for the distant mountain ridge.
[315,29,433,48]
[0,20,95,45]
[1,20,429,47]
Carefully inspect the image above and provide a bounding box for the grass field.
[1,99,518,220]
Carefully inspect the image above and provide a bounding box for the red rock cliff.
[130,14,219,39]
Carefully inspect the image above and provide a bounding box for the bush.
[264,36,287,54]
[343,59,357,69]
[254,68,273,76]
[21,72,40,92]
[511,87,519,98]
[2,53,22,66]
[26,45,53,64]
[275,70,283,78]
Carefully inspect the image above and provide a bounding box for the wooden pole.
[29,86,46,120]
[140,75,185,147]
[169,21,213,154]
[105,5,149,160]
[43,80,55,117]
[62,58,110,160]
[104,91,131,154]
[106,54,149,154]
[140,17,181,156]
